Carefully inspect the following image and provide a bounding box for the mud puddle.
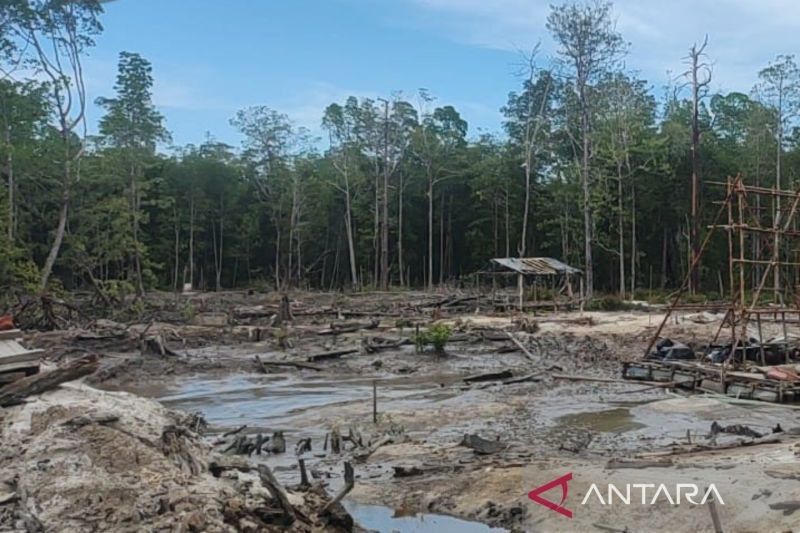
[556,407,645,433]
[343,501,506,532]
[133,372,459,438]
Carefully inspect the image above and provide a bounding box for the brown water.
[555,407,646,433]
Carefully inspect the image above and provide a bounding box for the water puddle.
[343,501,506,532]
[148,373,454,437]
[555,408,645,433]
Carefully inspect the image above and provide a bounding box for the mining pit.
[2,290,800,532]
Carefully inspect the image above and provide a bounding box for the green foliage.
[415,323,452,355]
[4,2,800,302]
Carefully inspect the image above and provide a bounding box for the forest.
[1,0,799,303]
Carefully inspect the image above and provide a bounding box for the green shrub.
[414,323,452,355]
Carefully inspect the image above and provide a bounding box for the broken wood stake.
[372,380,377,424]
[321,462,354,515]
[707,486,724,533]
[298,458,310,488]
[258,464,296,522]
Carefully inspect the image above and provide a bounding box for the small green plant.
[181,301,197,322]
[414,323,452,355]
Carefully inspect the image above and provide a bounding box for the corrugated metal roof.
[490,257,582,276]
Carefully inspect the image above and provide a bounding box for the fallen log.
[605,458,674,469]
[463,370,513,384]
[254,355,323,372]
[318,319,380,336]
[506,332,537,362]
[0,354,99,407]
[307,348,359,362]
[642,436,784,458]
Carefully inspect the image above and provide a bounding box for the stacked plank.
[0,329,42,386]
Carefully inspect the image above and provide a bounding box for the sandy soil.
[9,290,800,532]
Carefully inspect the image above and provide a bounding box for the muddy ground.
[6,290,800,532]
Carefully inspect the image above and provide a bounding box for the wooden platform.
[0,329,42,385]
[622,359,800,403]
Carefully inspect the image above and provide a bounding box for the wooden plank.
[0,348,44,365]
[0,360,40,374]
[0,330,23,341]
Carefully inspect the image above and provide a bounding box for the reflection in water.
[343,501,506,533]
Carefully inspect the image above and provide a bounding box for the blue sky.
[83,0,800,148]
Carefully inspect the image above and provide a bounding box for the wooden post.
[757,312,766,366]
[782,311,789,364]
[372,380,377,424]
[706,488,724,533]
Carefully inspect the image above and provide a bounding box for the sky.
[82,0,800,148]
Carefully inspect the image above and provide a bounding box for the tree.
[410,92,467,290]
[97,51,169,296]
[547,0,626,299]
[756,54,800,300]
[684,37,712,294]
[5,0,103,290]
[323,98,363,289]
[232,106,309,289]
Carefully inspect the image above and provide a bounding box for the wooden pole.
[372,380,377,424]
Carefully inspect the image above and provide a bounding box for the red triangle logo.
[528,472,573,518]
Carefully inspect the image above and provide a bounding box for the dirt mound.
[0,385,351,532]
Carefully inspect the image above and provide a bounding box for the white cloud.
[403,0,800,94]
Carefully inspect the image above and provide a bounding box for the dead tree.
[684,36,712,294]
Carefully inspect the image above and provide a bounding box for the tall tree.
[410,92,467,290]
[547,0,626,299]
[684,37,712,294]
[97,51,169,296]
[5,0,103,289]
[757,54,800,300]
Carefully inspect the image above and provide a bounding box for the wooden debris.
[0,492,19,506]
[321,462,354,515]
[769,500,800,516]
[298,458,310,488]
[459,433,506,454]
[254,355,322,372]
[223,425,247,437]
[319,319,380,336]
[0,354,99,407]
[258,464,296,523]
[306,348,359,362]
[605,458,674,469]
[506,332,538,362]
[393,465,425,477]
[463,370,513,384]
[61,413,119,429]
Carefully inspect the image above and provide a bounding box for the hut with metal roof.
[479,257,583,310]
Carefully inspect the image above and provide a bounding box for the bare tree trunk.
[774,90,783,300]
[172,205,180,292]
[427,170,434,291]
[380,100,390,290]
[40,143,71,290]
[581,98,593,299]
[617,162,625,297]
[373,169,379,287]
[397,173,405,287]
[505,185,510,257]
[5,124,12,243]
[189,192,195,289]
[130,163,145,297]
[344,177,358,289]
[630,176,637,296]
